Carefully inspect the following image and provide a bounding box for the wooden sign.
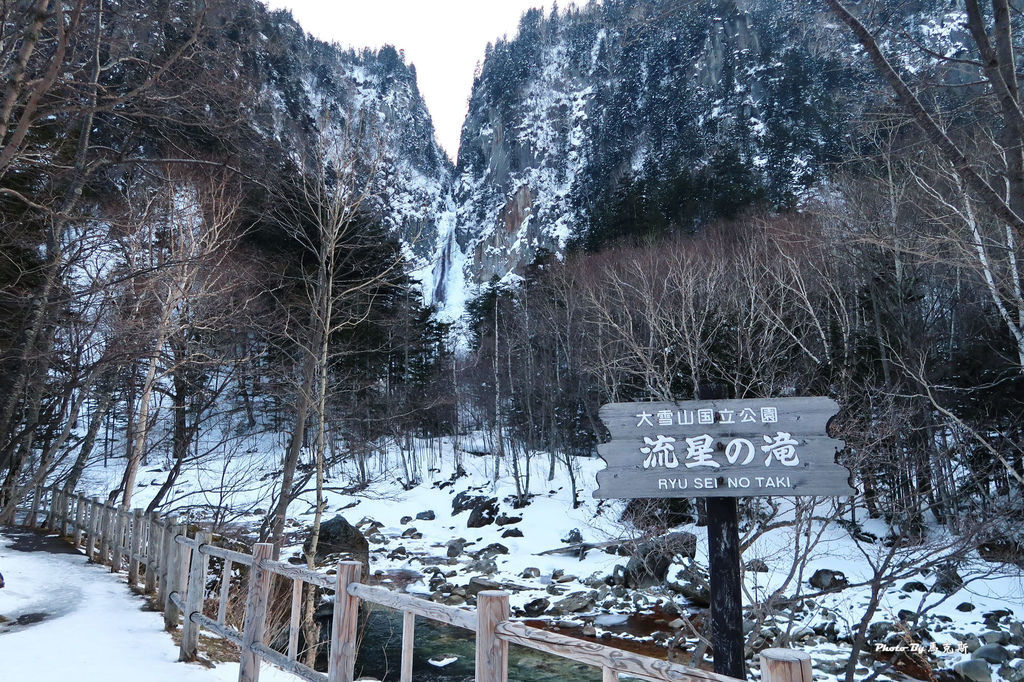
[594,397,853,498]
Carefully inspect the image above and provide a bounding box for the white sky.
[262,1,560,161]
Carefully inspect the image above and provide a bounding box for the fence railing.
[20,485,812,682]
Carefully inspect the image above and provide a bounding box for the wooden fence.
[19,486,812,682]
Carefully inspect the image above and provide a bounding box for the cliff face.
[425,0,865,308]
[219,3,452,262]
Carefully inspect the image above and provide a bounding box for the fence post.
[328,560,362,682]
[85,497,99,561]
[401,610,415,682]
[73,496,84,547]
[158,515,176,609]
[99,499,112,561]
[218,559,232,624]
[144,513,158,594]
[61,491,70,537]
[239,542,274,682]
[476,591,509,682]
[53,489,63,533]
[288,579,302,660]
[112,508,127,572]
[760,648,812,682]
[165,522,185,630]
[180,530,211,662]
[44,486,56,528]
[49,488,58,532]
[128,508,143,586]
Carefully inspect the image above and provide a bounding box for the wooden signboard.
[594,397,853,499]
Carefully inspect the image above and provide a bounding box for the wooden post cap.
[760,648,811,661]
[760,648,813,682]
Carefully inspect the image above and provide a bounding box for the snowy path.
[0,528,292,682]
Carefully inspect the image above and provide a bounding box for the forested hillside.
[0,0,457,542]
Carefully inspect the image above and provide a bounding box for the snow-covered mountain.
[229,3,452,262]
[423,0,865,308]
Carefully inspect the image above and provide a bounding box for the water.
[353,606,602,681]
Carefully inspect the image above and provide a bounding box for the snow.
[42,400,1024,682]
[0,532,295,682]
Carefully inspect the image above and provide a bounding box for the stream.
[353,606,602,681]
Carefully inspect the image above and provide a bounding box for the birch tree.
[113,169,242,509]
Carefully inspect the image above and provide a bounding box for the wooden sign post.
[594,394,853,678]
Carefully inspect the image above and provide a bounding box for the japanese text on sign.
[639,432,801,470]
[635,407,778,427]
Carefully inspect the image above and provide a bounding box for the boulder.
[668,563,711,607]
[415,510,436,521]
[620,498,694,529]
[501,528,523,538]
[400,516,412,524]
[452,491,486,515]
[972,644,1010,664]
[954,659,992,682]
[466,557,497,575]
[523,598,550,617]
[467,499,499,528]
[982,631,1009,645]
[446,538,466,558]
[957,603,976,612]
[553,591,596,614]
[304,515,369,569]
[521,567,541,579]
[1010,621,1024,646]
[867,622,895,642]
[358,517,384,533]
[983,610,1013,626]
[978,538,1024,566]
[466,577,501,596]
[496,514,522,526]
[809,569,848,591]
[998,661,1024,682]
[902,581,928,593]
[932,565,963,594]
[623,532,698,588]
[479,543,509,556]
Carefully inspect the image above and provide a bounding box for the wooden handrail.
[198,542,254,566]
[17,489,813,682]
[259,557,334,589]
[347,582,477,631]
[496,620,738,682]
[251,643,327,682]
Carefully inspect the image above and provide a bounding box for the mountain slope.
[428,0,864,305]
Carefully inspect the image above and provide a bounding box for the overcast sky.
[262,1,560,161]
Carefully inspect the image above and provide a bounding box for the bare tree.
[111,168,243,509]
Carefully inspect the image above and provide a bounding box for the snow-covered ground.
[0,530,294,682]
[56,431,1024,682]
